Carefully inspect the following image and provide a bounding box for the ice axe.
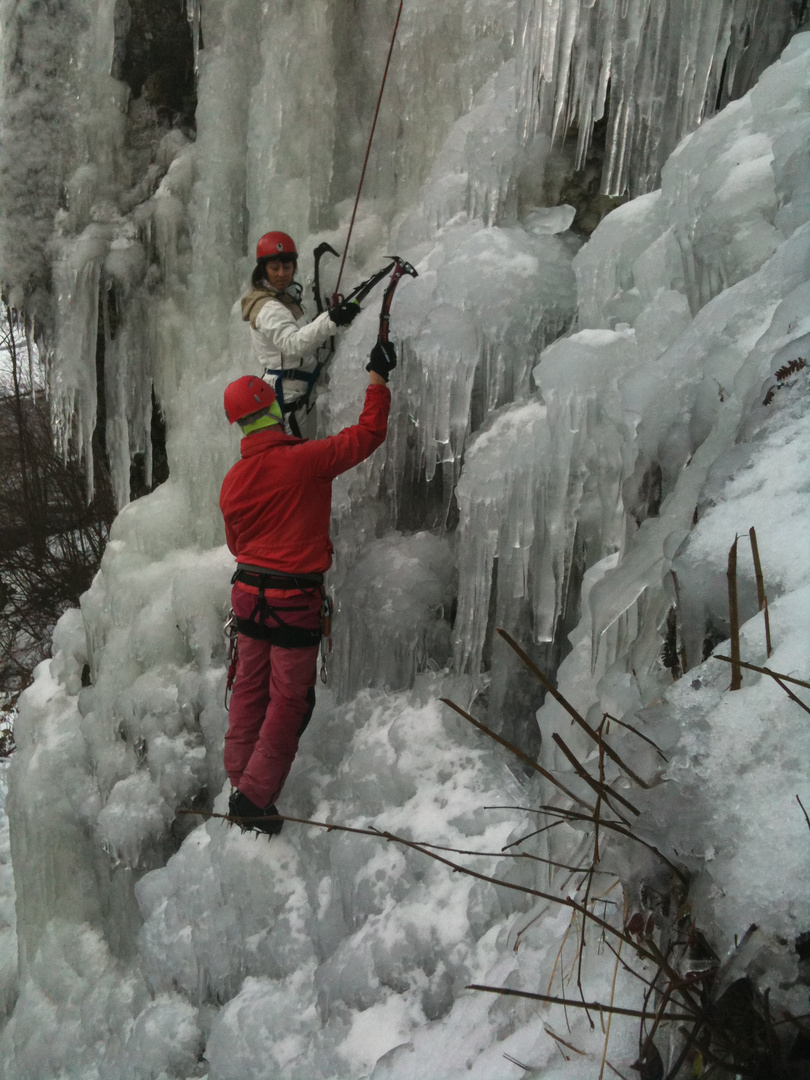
[312,241,341,315]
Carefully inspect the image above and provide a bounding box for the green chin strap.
[239,400,283,435]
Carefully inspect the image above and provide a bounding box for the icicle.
[517,0,801,196]
[186,0,202,72]
[51,227,111,497]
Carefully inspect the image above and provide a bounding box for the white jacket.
[249,296,338,407]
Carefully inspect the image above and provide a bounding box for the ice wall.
[1,2,809,1078]
[517,0,804,197]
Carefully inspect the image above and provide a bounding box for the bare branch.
[727,536,742,690]
[748,527,772,657]
[601,712,668,762]
[466,984,695,1021]
[180,807,650,953]
[713,656,810,689]
[496,629,651,788]
[552,732,640,820]
[441,697,594,810]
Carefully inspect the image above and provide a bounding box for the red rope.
[334,0,405,299]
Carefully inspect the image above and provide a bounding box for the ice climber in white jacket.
[241,230,361,437]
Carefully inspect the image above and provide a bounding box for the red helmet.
[224,375,277,424]
[256,231,297,260]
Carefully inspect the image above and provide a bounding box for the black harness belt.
[231,565,324,648]
[234,620,321,647]
[233,565,324,590]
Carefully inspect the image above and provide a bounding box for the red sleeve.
[301,383,391,479]
[219,469,240,555]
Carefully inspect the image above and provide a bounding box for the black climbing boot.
[228,790,283,837]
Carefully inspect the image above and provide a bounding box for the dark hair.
[251,255,297,289]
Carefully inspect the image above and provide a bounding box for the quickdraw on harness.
[319,593,333,684]
[224,609,238,707]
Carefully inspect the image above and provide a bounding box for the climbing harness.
[223,568,331,707]
[231,567,324,646]
[334,0,405,297]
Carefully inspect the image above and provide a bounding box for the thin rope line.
[334,0,404,298]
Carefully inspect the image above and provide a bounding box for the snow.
[0,2,809,1078]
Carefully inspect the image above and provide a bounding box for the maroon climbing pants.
[224,585,322,808]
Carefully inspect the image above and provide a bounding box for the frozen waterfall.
[0,1,809,1078]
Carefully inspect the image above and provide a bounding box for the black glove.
[328,299,361,326]
[366,341,397,382]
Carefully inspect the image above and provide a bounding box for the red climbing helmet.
[256,231,297,260]
[224,375,277,424]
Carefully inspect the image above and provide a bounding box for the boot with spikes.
[228,789,283,837]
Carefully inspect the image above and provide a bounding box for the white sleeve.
[255,303,339,366]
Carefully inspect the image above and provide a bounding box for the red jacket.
[219,383,390,574]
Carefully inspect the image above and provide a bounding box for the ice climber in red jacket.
[219,341,397,835]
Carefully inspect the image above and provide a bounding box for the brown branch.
[727,537,742,690]
[605,1063,632,1080]
[639,983,678,1065]
[496,629,651,788]
[544,1025,586,1057]
[713,656,810,689]
[797,796,810,834]
[532,805,689,886]
[661,1017,707,1080]
[774,676,810,716]
[640,938,705,1017]
[184,808,590,869]
[604,940,657,990]
[502,819,566,850]
[179,808,648,953]
[748,527,772,657]
[603,712,668,762]
[441,697,594,810]
[466,984,694,1021]
[552,732,640,819]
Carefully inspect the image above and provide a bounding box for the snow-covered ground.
[0,1,809,1077]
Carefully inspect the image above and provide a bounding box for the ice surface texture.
[1,2,810,1079]
[517,0,803,197]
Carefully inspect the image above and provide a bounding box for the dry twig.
[466,984,694,1021]
[497,629,651,788]
[748,527,772,657]
[552,732,640,820]
[727,536,742,690]
[713,656,810,689]
[441,697,593,809]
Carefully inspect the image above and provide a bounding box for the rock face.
[115,0,197,127]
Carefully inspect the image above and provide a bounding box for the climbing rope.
[333,0,405,299]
